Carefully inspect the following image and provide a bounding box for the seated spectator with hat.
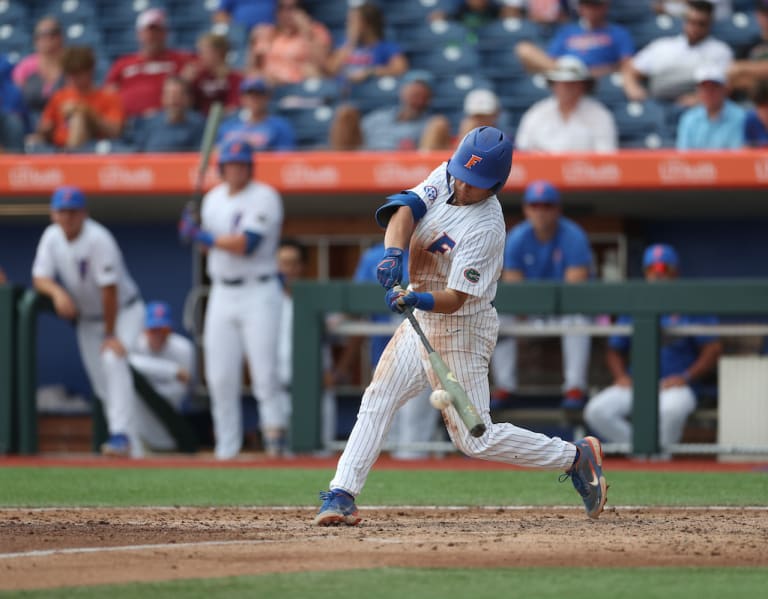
[676,63,746,149]
[456,88,513,141]
[515,55,617,152]
[216,77,296,151]
[328,69,452,150]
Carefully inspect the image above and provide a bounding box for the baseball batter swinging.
[179,139,288,458]
[315,126,607,525]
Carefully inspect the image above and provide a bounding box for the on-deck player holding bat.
[314,126,607,526]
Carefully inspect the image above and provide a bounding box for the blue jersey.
[503,217,592,280]
[354,242,410,367]
[218,0,276,29]
[744,110,768,147]
[609,314,719,379]
[547,22,635,70]
[217,113,296,151]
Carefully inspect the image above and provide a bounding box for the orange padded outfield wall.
[1,150,767,195]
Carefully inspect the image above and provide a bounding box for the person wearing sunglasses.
[583,244,722,454]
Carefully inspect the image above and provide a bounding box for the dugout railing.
[291,280,768,457]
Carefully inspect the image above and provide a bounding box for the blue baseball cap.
[145,301,173,329]
[642,244,679,270]
[240,77,271,94]
[524,180,560,204]
[50,186,86,210]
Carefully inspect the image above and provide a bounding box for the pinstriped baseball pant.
[329,308,577,497]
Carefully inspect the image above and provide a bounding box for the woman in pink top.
[12,16,66,119]
[247,0,331,85]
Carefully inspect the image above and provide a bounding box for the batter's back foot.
[561,436,608,519]
[314,489,361,526]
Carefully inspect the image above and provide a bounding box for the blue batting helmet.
[447,126,513,193]
[50,186,86,210]
[218,139,254,166]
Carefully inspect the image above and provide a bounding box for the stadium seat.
[41,0,98,24]
[475,18,543,51]
[278,105,334,149]
[479,45,528,81]
[305,0,348,29]
[594,72,628,109]
[63,21,103,48]
[0,1,29,25]
[712,12,761,57]
[273,77,341,110]
[0,23,32,57]
[431,73,494,112]
[345,75,401,113]
[613,99,670,146]
[395,20,470,53]
[627,14,682,50]
[496,73,550,112]
[408,45,480,76]
[384,0,453,27]
[608,0,655,25]
[97,0,168,28]
[165,0,218,28]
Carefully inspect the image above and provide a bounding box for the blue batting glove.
[194,229,215,248]
[376,247,404,289]
[178,215,199,243]
[385,287,435,313]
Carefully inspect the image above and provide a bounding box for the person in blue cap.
[32,186,146,457]
[128,301,195,452]
[584,243,723,452]
[491,179,593,415]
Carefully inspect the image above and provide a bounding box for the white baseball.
[429,389,452,410]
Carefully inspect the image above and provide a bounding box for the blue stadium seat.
[408,45,480,76]
[63,21,103,48]
[608,0,655,25]
[395,20,470,53]
[712,11,761,57]
[627,14,683,50]
[97,0,168,28]
[0,1,29,25]
[613,99,670,146]
[384,0,453,27]
[475,17,543,51]
[165,0,218,28]
[479,45,528,81]
[278,105,334,149]
[594,72,628,109]
[496,74,550,112]
[345,75,401,113]
[0,23,32,57]
[305,0,348,29]
[41,0,98,24]
[273,77,341,110]
[431,73,494,112]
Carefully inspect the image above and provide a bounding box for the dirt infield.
[1,505,767,590]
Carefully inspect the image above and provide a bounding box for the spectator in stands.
[31,46,124,151]
[515,0,634,77]
[744,78,768,146]
[1,55,29,152]
[676,63,746,149]
[325,1,408,84]
[584,243,722,453]
[128,301,195,454]
[214,0,277,32]
[216,77,296,150]
[515,56,618,152]
[502,1,572,25]
[491,180,593,415]
[429,0,518,30]
[727,0,768,95]
[328,69,452,150]
[623,0,733,106]
[12,16,65,124]
[105,8,195,118]
[654,0,732,21]
[182,33,243,116]
[246,0,332,86]
[456,88,513,140]
[134,77,204,152]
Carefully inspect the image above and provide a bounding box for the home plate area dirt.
[1,506,767,590]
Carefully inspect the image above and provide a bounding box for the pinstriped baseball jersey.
[405,162,505,315]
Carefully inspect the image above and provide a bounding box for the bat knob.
[469,423,486,438]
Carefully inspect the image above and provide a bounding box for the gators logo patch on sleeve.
[463,268,481,283]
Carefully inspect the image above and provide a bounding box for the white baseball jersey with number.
[200,179,288,459]
[32,219,145,455]
[330,162,578,495]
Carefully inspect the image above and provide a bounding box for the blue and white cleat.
[314,489,362,526]
[100,433,130,457]
[563,436,607,519]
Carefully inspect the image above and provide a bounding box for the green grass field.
[1,466,766,598]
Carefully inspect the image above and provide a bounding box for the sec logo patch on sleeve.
[463,268,481,283]
[423,185,438,204]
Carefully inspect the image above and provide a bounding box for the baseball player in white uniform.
[128,300,195,452]
[315,127,607,525]
[32,186,145,457]
[179,139,288,459]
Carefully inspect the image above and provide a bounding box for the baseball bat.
[190,101,224,219]
[402,307,487,438]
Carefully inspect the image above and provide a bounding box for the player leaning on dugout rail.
[314,126,608,526]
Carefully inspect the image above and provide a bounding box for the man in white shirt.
[128,301,195,452]
[32,186,145,457]
[623,0,733,105]
[515,56,618,153]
